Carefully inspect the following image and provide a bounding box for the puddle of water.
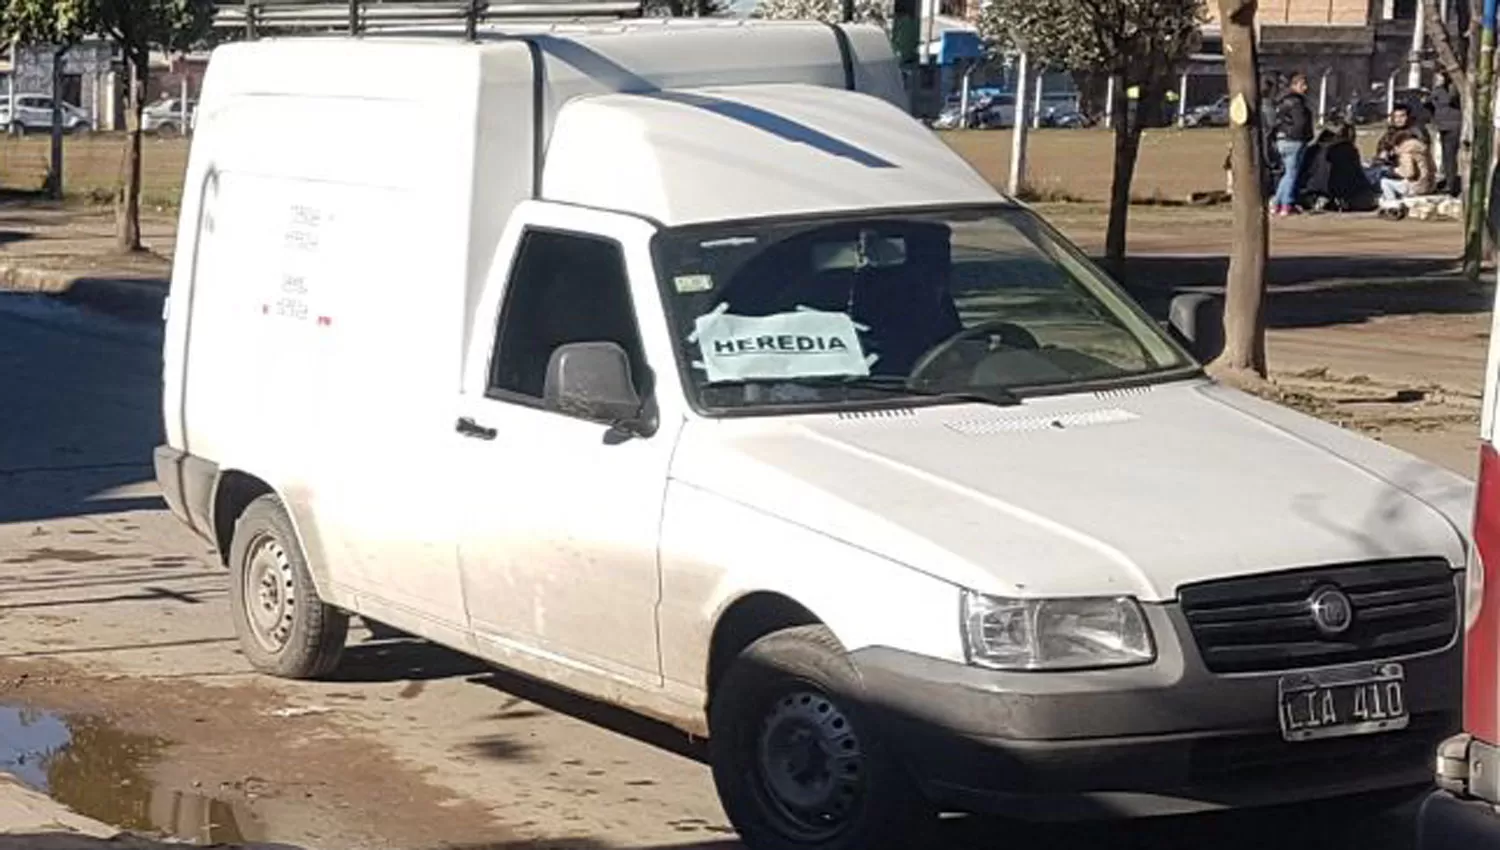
[0,703,266,843]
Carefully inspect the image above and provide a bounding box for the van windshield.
[651,206,1196,413]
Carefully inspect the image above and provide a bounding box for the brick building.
[4,41,115,129]
[0,41,208,131]
[1206,0,1425,108]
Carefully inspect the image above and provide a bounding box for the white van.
[157,19,1475,850]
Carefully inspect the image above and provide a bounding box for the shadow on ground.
[1118,254,1492,331]
[0,295,164,524]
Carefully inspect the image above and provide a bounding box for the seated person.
[1368,105,1419,185]
[1380,133,1436,202]
[1298,121,1376,211]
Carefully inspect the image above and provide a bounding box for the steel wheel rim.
[754,687,866,840]
[243,533,296,654]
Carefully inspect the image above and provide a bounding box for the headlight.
[961,591,1155,671]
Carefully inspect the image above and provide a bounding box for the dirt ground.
[0,127,1386,210]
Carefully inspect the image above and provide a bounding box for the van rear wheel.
[227,494,347,679]
[709,625,931,850]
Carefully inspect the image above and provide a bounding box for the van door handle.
[455,417,497,441]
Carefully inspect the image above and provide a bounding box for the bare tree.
[978,0,1204,278]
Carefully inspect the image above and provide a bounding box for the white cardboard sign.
[692,308,869,384]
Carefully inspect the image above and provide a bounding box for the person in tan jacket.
[1380,132,1435,201]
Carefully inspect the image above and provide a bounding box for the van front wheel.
[227,495,348,679]
[709,625,931,850]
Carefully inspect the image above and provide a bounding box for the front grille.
[1179,559,1458,674]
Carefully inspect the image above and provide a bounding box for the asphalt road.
[0,294,1433,850]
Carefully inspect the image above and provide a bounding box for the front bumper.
[849,599,1462,820]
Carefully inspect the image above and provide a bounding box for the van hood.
[670,380,1472,601]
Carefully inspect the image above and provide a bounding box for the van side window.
[487,230,650,403]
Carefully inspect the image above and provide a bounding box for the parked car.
[1039,103,1089,128]
[160,26,1472,850]
[0,94,90,135]
[143,97,196,133]
[1183,95,1230,128]
[933,92,1017,130]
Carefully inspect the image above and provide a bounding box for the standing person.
[1431,70,1463,196]
[1272,71,1314,216]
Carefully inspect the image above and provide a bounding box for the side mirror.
[1166,292,1226,364]
[543,342,650,434]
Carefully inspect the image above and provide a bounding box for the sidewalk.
[0,203,172,320]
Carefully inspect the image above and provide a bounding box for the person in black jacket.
[1297,121,1377,212]
[1272,72,1314,215]
[1431,71,1463,196]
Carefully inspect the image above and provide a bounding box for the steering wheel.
[908,319,1039,386]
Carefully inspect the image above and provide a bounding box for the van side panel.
[170,54,482,623]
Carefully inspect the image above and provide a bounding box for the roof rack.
[214,0,645,39]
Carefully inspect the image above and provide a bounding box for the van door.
[455,206,683,686]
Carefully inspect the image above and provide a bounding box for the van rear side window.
[487,230,650,404]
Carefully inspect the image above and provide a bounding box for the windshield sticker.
[690,306,870,383]
[674,273,714,294]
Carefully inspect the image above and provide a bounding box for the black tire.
[227,494,348,679]
[709,625,931,850]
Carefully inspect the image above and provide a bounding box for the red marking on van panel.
[317,316,332,327]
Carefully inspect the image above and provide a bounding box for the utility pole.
[1009,49,1030,196]
[6,38,15,135]
[1409,0,1426,89]
[1319,67,1332,122]
[1033,71,1044,128]
[1177,71,1189,127]
[1104,75,1115,128]
[1464,0,1497,278]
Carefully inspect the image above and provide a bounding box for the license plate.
[1277,662,1409,742]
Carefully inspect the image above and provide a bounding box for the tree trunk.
[1461,0,1482,207]
[1210,0,1270,379]
[116,52,147,252]
[1428,0,1470,88]
[1465,21,1495,277]
[48,47,65,201]
[1103,74,1138,279]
